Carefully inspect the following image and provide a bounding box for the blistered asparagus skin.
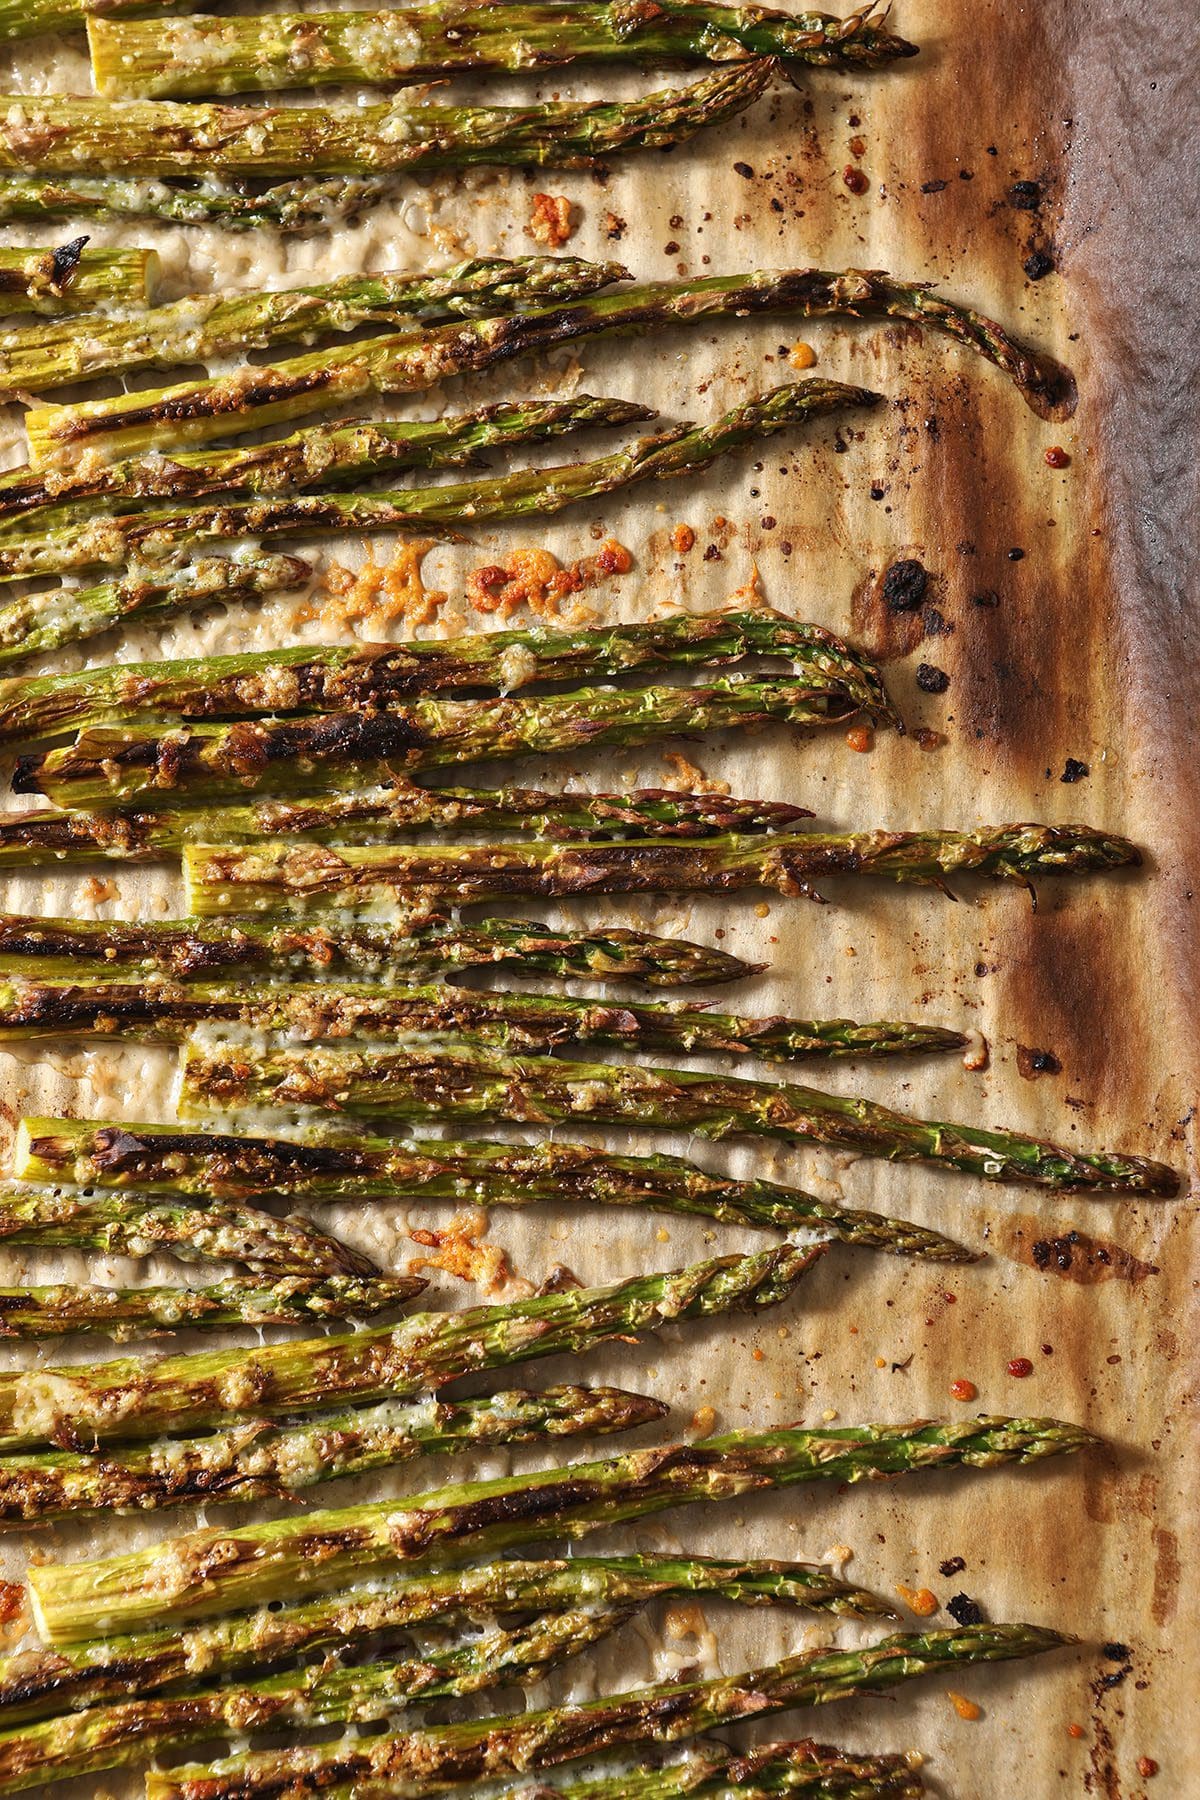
[0,1274,421,1339]
[182,822,1143,913]
[0,240,155,313]
[17,1119,976,1263]
[0,911,755,987]
[0,259,628,397]
[29,1419,1095,1640]
[181,1035,1181,1196]
[92,2,917,99]
[0,605,891,738]
[0,1242,825,1458]
[0,1386,665,1522]
[3,381,877,575]
[23,263,1072,467]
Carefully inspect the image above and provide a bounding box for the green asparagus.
[0,259,629,397]
[0,605,890,737]
[24,263,1073,468]
[0,973,965,1064]
[0,1386,665,1522]
[0,173,389,231]
[92,2,917,100]
[0,1607,627,1795]
[0,1273,422,1340]
[30,1420,1094,1639]
[182,1035,1180,1196]
[147,1623,1064,1800]
[480,1743,925,1800]
[3,381,878,575]
[0,239,155,314]
[0,910,756,987]
[0,1556,892,1727]
[13,678,875,807]
[182,822,1143,913]
[0,553,311,671]
[18,1118,975,1262]
[0,1241,826,1458]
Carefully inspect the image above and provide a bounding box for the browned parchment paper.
[0,2,1194,1794]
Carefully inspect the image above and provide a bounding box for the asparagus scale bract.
[30,1419,1093,1639]
[0,257,630,397]
[182,1036,1179,1195]
[0,240,155,313]
[184,822,1143,912]
[93,1,918,99]
[0,910,756,987]
[0,973,966,1064]
[24,265,1073,469]
[0,1241,825,1457]
[0,1555,892,1727]
[0,604,890,739]
[0,1273,421,1339]
[19,1119,975,1262]
[4,382,878,576]
[0,1386,666,1523]
[147,1623,1065,1800]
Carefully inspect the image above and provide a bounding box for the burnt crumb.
[1008,547,1026,561]
[869,484,886,501]
[733,161,754,178]
[1017,1045,1062,1079]
[891,1353,914,1372]
[1061,758,1089,783]
[1009,179,1043,210]
[958,169,974,181]
[1032,1232,1080,1270]
[939,1556,967,1577]
[49,234,87,292]
[1024,248,1055,280]
[601,210,626,240]
[970,588,1000,608]
[881,558,928,612]
[923,608,954,638]
[915,663,950,694]
[1099,1665,1131,1691]
[920,178,947,194]
[1102,1642,1131,1661]
[947,1593,986,1626]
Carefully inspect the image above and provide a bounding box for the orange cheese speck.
[948,1691,981,1721]
[752,1347,766,1362]
[1067,1724,1086,1741]
[949,1378,978,1402]
[896,1583,939,1617]
[789,341,817,370]
[875,1356,888,1368]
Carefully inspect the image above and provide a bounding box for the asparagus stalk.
[0,1241,826,1457]
[0,1556,890,1727]
[0,259,630,397]
[0,395,652,523]
[0,173,390,231]
[2,381,878,576]
[0,240,155,314]
[0,910,756,987]
[0,1607,628,1796]
[0,605,890,738]
[14,678,874,807]
[30,1419,1093,1640]
[0,786,812,863]
[23,264,1073,469]
[183,1035,1179,1196]
[148,1623,1065,1800]
[0,1386,666,1522]
[481,1742,926,1800]
[0,973,966,1065]
[0,1181,378,1275]
[0,553,311,672]
[92,2,918,101]
[183,822,1143,914]
[0,1273,422,1340]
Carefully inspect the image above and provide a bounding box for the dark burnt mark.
[915,662,950,694]
[1016,1045,1061,1079]
[1024,248,1055,281]
[1008,179,1043,211]
[882,558,929,612]
[1028,1230,1159,1285]
[47,235,87,294]
[946,1592,986,1625]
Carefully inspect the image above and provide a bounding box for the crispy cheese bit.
[529,193,577,247]
[896,1583,939,1617]
[948,1690,982,1720]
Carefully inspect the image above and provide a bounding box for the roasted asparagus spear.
[0,1273,421,1340]
[0,239,155,314]
[0,173,386,232]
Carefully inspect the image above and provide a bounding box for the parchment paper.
[0,3,1194,1794]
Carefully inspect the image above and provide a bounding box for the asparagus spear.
[14,678,874,807]
[0,259,630,397]
[0,395,653,522]
[481,1742,926,1800]
[30,1419,1093,1640]
[0,1181,378,1275]
[0,910,756,987]
[0,173,390,231]
[0,605,890,738]
[3,381,878,575]
[0,1386,665,1522]
[0,787,812,863]
[0,973,965,1064]
[0,240,155,314]
[93,2,918,100]
[0,553,311,672]
[18,1118,975,1262]
[184,822,1143,913]
[148,1623,1065,1800]
[24,263,1072,469]
[0,1607,629,1796]
[0,1241,826,1457]
[0,1273,422,1340]
[183,1036,1179,1196]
